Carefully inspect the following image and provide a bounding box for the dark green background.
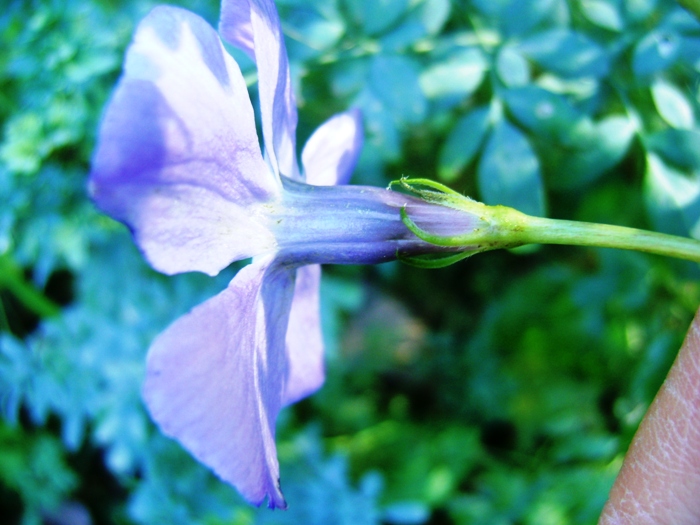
[2,0,700,523]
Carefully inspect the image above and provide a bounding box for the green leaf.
[331,59,370,98]
[380,19,429,51]
[477,119,545,216]
[415,0,451,35]
[0,113,44,174]
[0,424,78,513]
[646,129,700,171]
[625,0,658,21]
[370,55,427,124]
[651,79,695,129]
[580,0,624,31]
[680,37,700,71]
[545,115,636,189]
[383,502,430,524]
[496,46,530,87]
[503,85,581,140]
[503,86,636,188]
[419,48,487,99]
[632,30,681,77]
[355,88,402,161]
[518,28,609,78]
[282,5,345,58]
[473,0,559,37]
[381,0,451,48]
[344,0,409,35]
[664,8,700,32]
[644,153,700,237]
[438,106,492,182]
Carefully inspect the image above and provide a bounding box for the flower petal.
[283,264,325,405]
[219,0,255,59]
[89,6,279,276]
[142,255,294,509]
[221,0,299,180]
[302,109,364,186]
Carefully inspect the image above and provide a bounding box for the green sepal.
[389,177,462,197]
[397,250,476,269]
[400,206,486,247]
[389,177,480,211]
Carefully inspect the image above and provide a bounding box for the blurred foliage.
[1,0,700,523]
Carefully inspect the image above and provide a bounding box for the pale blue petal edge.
[142,255,294,509]
[219,0,255,59]
[302,108,364,186]
[283,264,325,405]
[220,0,300,180]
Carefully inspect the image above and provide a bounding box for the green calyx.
[390,177,529,268]
[396,250,475,269]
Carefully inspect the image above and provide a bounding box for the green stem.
[492,207,700,263]
[0,254,61,319]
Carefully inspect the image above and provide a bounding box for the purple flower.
[89,0,483,509]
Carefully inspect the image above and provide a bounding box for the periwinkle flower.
[89,0,483,508]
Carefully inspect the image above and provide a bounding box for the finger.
[599,307,700,524]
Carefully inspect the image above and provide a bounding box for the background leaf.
[343,0,409,35]
[369,55,426,124]
[632,30,682,77]
[580,0,624,31]
[646,128,700,171]
[651,79,695,129]
[437,106,492,182]
[3,0,700,523]
[419,48,487,99]
[644,153,700,237]
[477,118,545,216]
[518,28,609,78]
[496,46,531,87]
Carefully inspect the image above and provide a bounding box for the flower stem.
[501,208,700,263]
[487,206,700,262]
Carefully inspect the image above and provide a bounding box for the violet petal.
[246,0,300,179]
[219,0,255,59]
[302,108,364,186]
[283,264,325,405]
[142,255,293,509]
[89,6,279,276]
